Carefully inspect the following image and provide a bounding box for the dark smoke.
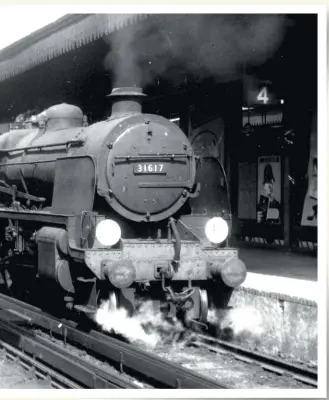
[103,14,288,88]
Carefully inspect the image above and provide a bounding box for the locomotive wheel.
[184,287,208,324]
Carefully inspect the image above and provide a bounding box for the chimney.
[107,87,146,116]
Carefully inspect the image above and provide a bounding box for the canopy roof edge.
[0,13,148,83]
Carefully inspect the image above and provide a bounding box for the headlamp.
[95,219,121,247]
[205,217,229,244]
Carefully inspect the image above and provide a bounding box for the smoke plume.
[103,14,288,88]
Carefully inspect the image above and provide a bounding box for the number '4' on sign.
[257,87,269,104]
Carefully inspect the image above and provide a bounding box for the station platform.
[238,244,317,302]
[239,245,317,282]
[226,244,318,365]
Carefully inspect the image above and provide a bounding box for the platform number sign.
[257,86,269,105]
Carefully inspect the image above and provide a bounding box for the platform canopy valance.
[0,13,148,83]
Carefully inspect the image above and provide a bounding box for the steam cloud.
[104,14,288,88]
[95,295,264,350]
[95,294,185,349]
[208,306,264,341]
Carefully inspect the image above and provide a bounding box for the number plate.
[133,164,166,174]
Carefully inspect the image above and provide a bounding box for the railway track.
[187,333,318,388]
[0,340,80,388]
[0,316,142,388]
[0,293,226,389]
[0,293,316,389]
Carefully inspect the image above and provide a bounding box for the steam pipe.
[169,217,181,271]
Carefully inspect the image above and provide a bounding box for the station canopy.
[0,14,146,84]
[0,13,242,124]
[0,14,155,122]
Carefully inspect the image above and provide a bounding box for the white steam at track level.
[208,306,264,341]
[95,296,265,349]
[94,294,185,349]
[103,14,288,87]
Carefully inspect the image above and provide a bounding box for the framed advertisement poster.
[301,115,317,227]
[257,156,282,224]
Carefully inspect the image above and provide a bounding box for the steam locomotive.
[0,87,246,324]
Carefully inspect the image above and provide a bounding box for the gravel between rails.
[188,333,317,387]
[151,342,315,389]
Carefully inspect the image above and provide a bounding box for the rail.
[188,333,317,388]
[0,340,81,389]
[0,314,139,388]
[0,293,227,389]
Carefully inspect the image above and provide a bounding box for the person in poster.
[257,162,281,223]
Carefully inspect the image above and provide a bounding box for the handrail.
[0,139,84,155]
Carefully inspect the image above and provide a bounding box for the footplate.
[84,241,239,283]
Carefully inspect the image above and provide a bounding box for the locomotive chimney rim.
[107,86,146,115]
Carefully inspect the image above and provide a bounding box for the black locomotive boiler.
[0,87,247,324]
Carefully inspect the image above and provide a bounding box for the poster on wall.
[301,115,317,227]
[257,156,281,224]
